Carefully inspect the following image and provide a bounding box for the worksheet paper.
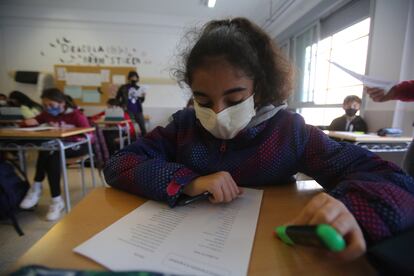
[10,126,59,131]
[329,61,398,91]
[74,188,263,276]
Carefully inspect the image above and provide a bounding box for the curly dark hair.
[173,17,293,107]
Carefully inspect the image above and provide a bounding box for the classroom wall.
[364,0,414,135]
[0,3,193,129]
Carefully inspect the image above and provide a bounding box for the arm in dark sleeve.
[34,112,47,124]
[297,117,414,244]
[328,117,343,131]
[103,112,199,207]
[360,118,368,133]
[354,117,368,133]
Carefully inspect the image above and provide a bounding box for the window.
[294,18,371,126]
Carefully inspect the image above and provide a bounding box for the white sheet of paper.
[11,126,59,131]
[74,188,263,275]
[100,69,110,83]
[112,74,126,85]
[332,131,376,138]
[66,72,102,86]
[56,67,66,81]
[329,61,398,92]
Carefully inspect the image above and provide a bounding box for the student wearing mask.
[116,71,147,136]
[8,90,43,119]
[329,95,367,132]
[104,18,414,261]
[20,88,93,221]
[89,98,136,155]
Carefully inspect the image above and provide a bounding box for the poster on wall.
[64,86,82,99]
[112,75,125,85]
[66,72,102,86]
[56,67,66,81]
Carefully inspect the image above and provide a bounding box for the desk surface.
[94,119,131,125]
[326,131,412,143]
[0,127,95,138]
[12,183,375,275]
[0,119,23,124]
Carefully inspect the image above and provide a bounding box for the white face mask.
[0,100,6,106]
[194,94,256,139]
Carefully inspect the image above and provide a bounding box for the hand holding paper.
[365,86,397,102]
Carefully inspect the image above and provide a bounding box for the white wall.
[0,4,193,130]
[364,0,414,134]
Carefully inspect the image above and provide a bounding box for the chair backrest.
[0,107,24,120]
[104,107,124,121]
[88,121,109,170]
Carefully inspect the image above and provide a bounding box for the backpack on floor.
[0,156,30,236]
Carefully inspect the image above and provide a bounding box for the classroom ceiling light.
[207,0,216,8]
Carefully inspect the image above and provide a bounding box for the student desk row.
[94,119,131,149]
[11,181,376,275]
[0,127,96,212]
[325,131,412,152]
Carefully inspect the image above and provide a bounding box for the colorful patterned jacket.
[104,109,414,244]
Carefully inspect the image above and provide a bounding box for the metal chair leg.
[80,158,86,196]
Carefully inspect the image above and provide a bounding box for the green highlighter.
[275,224,346,252]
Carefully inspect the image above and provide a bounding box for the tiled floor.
[0,162,101,274]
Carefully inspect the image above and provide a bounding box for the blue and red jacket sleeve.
[297,117,414,244]
[103,112,199,207]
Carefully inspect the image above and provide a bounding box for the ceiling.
[0,0,326,37]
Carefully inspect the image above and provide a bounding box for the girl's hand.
[23,118,39,126]
[365,86,396,102]
[290,193,366,261]
[49,122,60,127]
[183,171,243,203]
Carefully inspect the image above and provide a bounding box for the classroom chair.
[66,155,89,196]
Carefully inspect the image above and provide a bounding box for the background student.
[89,98,135,155]
[366,80,414,177]
[116,71,147,136]
[19,88,93,221]
[8,90,43,119]
[104,18,414,262]
[329,95,367,132]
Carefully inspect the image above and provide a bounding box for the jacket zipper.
[220,140,227,154]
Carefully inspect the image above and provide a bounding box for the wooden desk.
[326,131,412,153]
[12,183,376,275]
[0,127,95,138]
[0,127,96,211]
[0,119,22,124]
[326,131,412,143]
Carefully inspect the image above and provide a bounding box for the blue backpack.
[0,156,30,236]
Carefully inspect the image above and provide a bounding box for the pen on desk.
[177,191,212,206]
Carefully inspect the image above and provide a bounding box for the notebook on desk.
[0,107,24,120]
